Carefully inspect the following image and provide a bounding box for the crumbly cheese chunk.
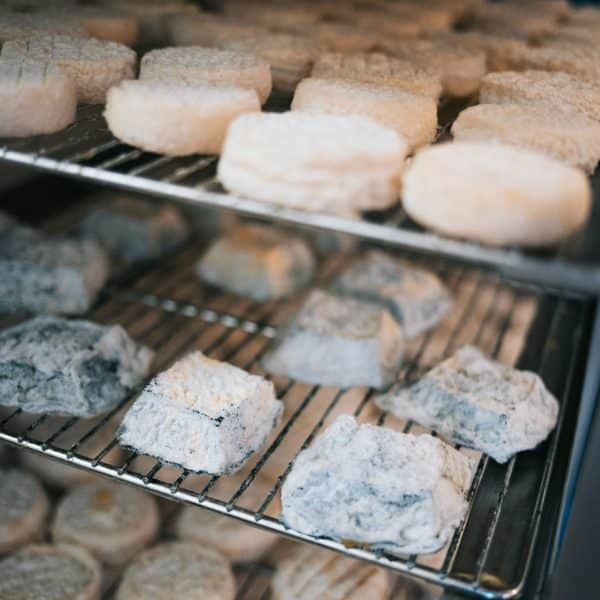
[282,415,475,555]
[0,232,109,315]
[0,316,153,417]
[377,346,559,463]
[331,250,452,338]
[118,351,283,474]
[262,289,405,389]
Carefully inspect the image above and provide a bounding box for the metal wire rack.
[1,103,599,294]
[0,213,592,599]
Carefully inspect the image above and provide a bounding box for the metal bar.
[128,155,177,177]
[95,149,144,170]
[66,139,121,163]
[163,156,217,183]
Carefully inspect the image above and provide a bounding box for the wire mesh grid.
[0,227,590,599]
[0,102,599,294]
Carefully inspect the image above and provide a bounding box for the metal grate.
[1,103,599,294]
[0,228,591,599]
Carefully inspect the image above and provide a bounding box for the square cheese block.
[281,415,475,555]
[197,223,316,300]
[118,351,283,474]
[0,316,154,418]
[331,250,452,338]
[0,231,109,315]
[376,345,559,463]
[261,289,405,389]
[80,195,190,262]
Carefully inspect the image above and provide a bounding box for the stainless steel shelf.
[1,104,599,294]
[0,226,591,599]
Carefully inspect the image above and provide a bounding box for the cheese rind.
[80,196,189,262]
[118,351,283,474]
[0,316,153,417]
[0,234,109,315]
[197,223,316,300]
[331,250,452,338]
[281,415,474,555]
[262,289,405,389]
[377,346,559,463]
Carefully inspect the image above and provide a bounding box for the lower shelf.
[0,227,592,598]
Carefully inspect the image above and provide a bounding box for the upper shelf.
[1,104,599,295]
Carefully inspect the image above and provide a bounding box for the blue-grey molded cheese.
[376,345,559,463]
[118,351,283,474]
[281,415,474,556]
[331,250,452,338]
[0,316,154,417]
[80,196,190,262]
[262,289,404,389]
[0,234,109,315]
[197,223,316,300]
